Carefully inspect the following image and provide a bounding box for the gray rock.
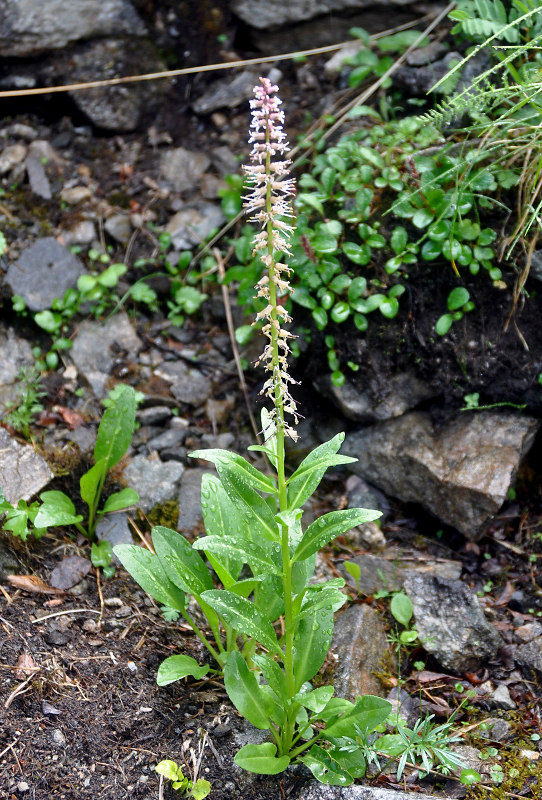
[25,154,52,199]
[299,785,440,800]
[61,220,96,246]
[70,313,141,398]
[514,622,542,642]
[0,428,53,505]
[0,143,27,174]
[137,406,173,426]
[0,539,20,580]
[0,328,34,415]
[0,0,146,57]
[52,729,66,747]
[529,248,542,282]
[342,551,462,595]
[96,513,134,564]
[211,146,240,176]
[122,455,184,512]
[192,70,259,115]
[516,637,542,676]
[177,468,210,534]
[348,521,387,551]
[146,428,186,453]
[155,361,212,408]
[346,475,390,522]
[317,371,435,423]
[330,604,388,701]
[231,0,417,29]
[63,38,166,131]
[488,684,516,710]
[394,52,464,95]
[160,147,211,193]
[479,718,512,742]
[165,203,225,249]
[104,213,132,244]
[324,41,364,77]
[345,411,539,539]
[6,237,85,311]
[403,574,502,673]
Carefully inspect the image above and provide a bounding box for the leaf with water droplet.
[189,448,276,493]
[292,508,382,563]
[201,590,281,655]
[286,433,355,510]
[114,544,186,611]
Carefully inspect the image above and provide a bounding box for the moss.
[147,499,180,531]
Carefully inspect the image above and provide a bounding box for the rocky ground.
[1,1,542,799]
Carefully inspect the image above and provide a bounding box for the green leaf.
[91,540,112,568]
[300,744,359,786]
[427,219,450,241]
[347,276,367,301]
[435,314,453,335]
[293,508,381,562]
[342,241,371,265]
[252,654,286,699]
[293,685,334,713]
[202,591,281,655]
[311,234,339,254]
[293,608,335,690]
[101,487,139,513]
[390,592,413,626]
[460,769,482,786]
[200,474,244,582]
[152,526,213,595]
[155,760,182,781]
[298,586,347,620]
[80,460,107,512]
[34,491,84,528]
[233,743,290,774]
[191,779,212,800]
[412,208,434,228]
[94,385,136,470]
[113,544,187,610]
[390,226,408,254]
[312,307,328,330]
[211,463,280,543]
[157,654,210,685]
[421,239,442,261]
[223,652,273,730]
[379,297,399,318]
[447,286,470,310]
[330,301,350,323]
[287,433,354,510]
[34,310,62,334]
[193,535,281,577]
[323,695,391,739]
[189,449,275,494]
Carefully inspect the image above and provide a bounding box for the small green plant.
[2,365,46,439]
[34,384,139,540]
[375,712,467,779]
[0,489,45,541]
[155,760,211,799]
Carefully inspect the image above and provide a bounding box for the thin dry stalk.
[214,247,261,443]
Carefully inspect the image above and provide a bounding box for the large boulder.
[0,0,146,56]
[345,411,539,539]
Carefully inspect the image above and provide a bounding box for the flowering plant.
[116,78,390,784]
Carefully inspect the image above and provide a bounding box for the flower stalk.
[244,76,299,753]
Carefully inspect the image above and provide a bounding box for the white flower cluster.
[244,77,299,441]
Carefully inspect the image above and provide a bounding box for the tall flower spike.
[244,77,299,442]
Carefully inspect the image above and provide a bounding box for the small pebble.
[17,782,29,792]
[52,729,66,747]
[127,661,137,673]
[104,597,123,608]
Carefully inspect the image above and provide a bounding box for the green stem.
[262,122,298,757]
[180,608,222,665]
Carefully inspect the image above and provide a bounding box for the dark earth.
[1,2,542,799]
